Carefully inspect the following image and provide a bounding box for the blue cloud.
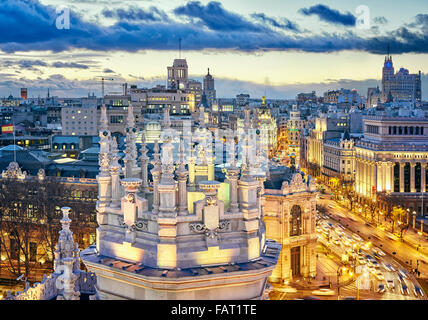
[173,1,265,32]
[373,16,388,25]
[0,0,427,56]
[3,59,48,70]
[250,13,300,32]
[51,62,89,69]
[299,4,356,26]
[102,6,168,22]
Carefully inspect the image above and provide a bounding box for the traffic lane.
[321,200,428,276]
[318,216,423,300]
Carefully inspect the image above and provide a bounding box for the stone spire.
[163,106,171,129]
[98,105,111,178]
[126,103,135,128]
[160,133,175,184]
[109,136,122,208]
[176,138,188,215]
[123,104,138,178]
[158,134,177,216]
[150,140,162,214]
[188,141,196,187]
[226,138,239,213]
[97,103,112,213]
[244,107,251,130]
[199,106,205,128]
[100,104,109,133]
[54,207,80,300]
[139,129,149,193]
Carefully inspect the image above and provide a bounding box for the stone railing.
[5,274,58,300]
[3,271,97,300]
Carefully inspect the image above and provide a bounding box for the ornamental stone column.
[226,167,240,213]
[410,162,416,193]
[139,131,150,194]
[150,140,161,214]
[109,136,122,208]
[176,139,188,215]
[400,162,405,193]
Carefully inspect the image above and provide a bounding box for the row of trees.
[0,177,97,282]
[327,177,409,238]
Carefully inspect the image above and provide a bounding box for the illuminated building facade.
[257,97,277,159]
[382,55,421,102]
[322,131,355,183]
[287,105,306,168]
[305,116,349,179]
[263,168,317,283]
[80,104,280,300]
[355,116,428,216]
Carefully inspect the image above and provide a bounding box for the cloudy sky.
[1,0,427,99]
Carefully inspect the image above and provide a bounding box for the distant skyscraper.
[382,55,421,102]
[203,68,216,106]
[167,59,189,90]
[20,88,27,100]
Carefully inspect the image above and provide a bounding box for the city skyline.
[1,0,428,99]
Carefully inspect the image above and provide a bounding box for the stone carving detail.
[289,173,306,193]
[189,220,230,239]
[117,216,149,231]
[37,168,45,180]
[5,207,97,300]
[1,161,27,180]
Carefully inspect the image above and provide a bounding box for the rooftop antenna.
[179,38,182,59]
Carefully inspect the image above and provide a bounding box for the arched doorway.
[291,246,301,277]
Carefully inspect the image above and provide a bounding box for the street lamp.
[413,211,417,229]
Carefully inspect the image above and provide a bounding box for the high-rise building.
[20,88,27,100]
[382,55,422,102]
[203,68,216,106]
[167,59,189,90]
[236,93,250,106]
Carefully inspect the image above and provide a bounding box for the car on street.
[311,288,335,296]
[398,269,409,279]
[374,271,384,281]
[384,263,395,272]
[372,252,381,260]
[375,249,386,257]
[302,296,321,300]
[358,256,366,265]
[386,279,395,290]
[386,234,397,241]
[335,224,345,230]
[413,286,424,297]
[352,234,363,242]
[377,284,386,294]
[401,284,409,295]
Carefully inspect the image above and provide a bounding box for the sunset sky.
[1,0,427,99]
